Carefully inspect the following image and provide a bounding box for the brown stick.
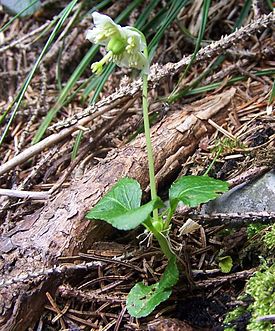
[0,13,273,177]
[0,89,235,330]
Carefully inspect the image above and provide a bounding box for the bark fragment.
[0,88,235,331]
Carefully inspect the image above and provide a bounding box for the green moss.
[223,297,248,330]
[263,224,275,251]
[211,137,245,155]
[223,264,275,331]
[247,223,268,239]
[246,264,275,331]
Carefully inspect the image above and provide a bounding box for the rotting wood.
[0,88,235,331]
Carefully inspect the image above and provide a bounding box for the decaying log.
[0,88,235,330]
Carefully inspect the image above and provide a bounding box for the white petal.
[113,52,149,73]
[92,12,124,38]
[134,53,149,72]
[86,28,98,43]
[123,27,146,51]
[92,12,114,27]
[113,55,130,68]
[86,28,109,46]
[138,54,149,69]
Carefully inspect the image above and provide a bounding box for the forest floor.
[0,1,274,330]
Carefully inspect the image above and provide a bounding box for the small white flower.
[86,12,124,47]
[86,12,149,74]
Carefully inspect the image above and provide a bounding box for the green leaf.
[86,178,163,230]
[127,283,171,318]
[127,257,179,317]
[158,256,179,289]
[169,175,228,211]
[218,256,233,273]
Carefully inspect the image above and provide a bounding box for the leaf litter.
[0,0,274,330]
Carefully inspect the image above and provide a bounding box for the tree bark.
[0,88,235,330]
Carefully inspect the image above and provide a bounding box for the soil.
[0,1,274,330]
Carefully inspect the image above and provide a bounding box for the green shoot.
[218,256,233,273]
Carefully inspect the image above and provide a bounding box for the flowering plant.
[86,12,149,74]
[86,12,228,318]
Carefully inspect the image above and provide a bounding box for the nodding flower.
[86,12,149,74]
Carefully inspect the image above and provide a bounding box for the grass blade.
[89,63,115,104]
[135,0,161,28]
[234,0,252,30]
[182,69,275,96]
[265,0,273,10]
[71,129,84,159]
[167,0,252,103]
[183,0,211,76]
[148,0,188,59]
[0,0,40,33]
[0,0,78,147]
[33,0,143,144]
[268,79,275,105]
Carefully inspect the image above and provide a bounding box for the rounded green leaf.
[126,257,179,317]
[127,282,172,318]
[169,175,229,211]
[86,177,163,230]
[218,256,233,273]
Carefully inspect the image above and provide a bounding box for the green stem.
[142,48,158,221]
[154,230,175,260]
[144,219,175,260]
[203,145,222,176]
[164,208,174,229]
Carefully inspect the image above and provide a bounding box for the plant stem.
[164,208,174,229]
[144,219,175,260]
[203,145,222,176]
[142,49,158,221]
[154,230,175,260]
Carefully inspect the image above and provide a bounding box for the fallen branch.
[0,89,235,330]
[0,13,273,177]
[0,189,49,200]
